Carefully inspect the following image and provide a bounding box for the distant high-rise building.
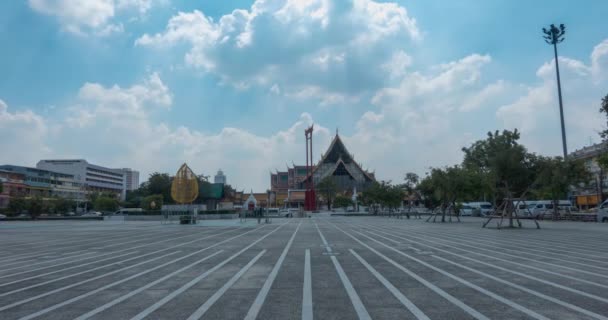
[214,169,226,185]
[37,159,127,200]
[121,168,140,191]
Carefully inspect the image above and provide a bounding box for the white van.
[596,200,608,222]
[513,200,535,216]
[459,203,474,216]
[467,202,493,216]
[529,200,572,216]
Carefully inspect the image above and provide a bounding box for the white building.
[121,168,140,191]
[37,159,127,200]
[214,169,226,185]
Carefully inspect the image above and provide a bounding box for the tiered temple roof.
[302,133,375,191]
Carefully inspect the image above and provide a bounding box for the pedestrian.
[257,208,262,224]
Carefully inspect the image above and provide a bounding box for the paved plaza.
[0,217,607,320]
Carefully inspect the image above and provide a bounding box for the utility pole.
[543,23,568,159]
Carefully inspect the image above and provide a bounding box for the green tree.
[54,198,76,214]
[360,181,402,215]
[317,177,337,209]
[420,166,474,222]
[462,129,542,226]
[418,174,439,209]
[383,184,404,214]
[28,197,44,219]
[142,172,173,203]
[142,194,164,210]
[535,157,589,217]
[124,192,143,208]
[94,196,119,212]
[360,181,382,214]
[599,93,608,139]
[8,197,27,215]
[333,195,353,210]
[403,172,419,218]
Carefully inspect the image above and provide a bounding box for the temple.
[270,132,375,208]
[301,133,375,191]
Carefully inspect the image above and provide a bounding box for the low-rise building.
[37,159,127,200]
[0,165,85,202]
[0,170,26,208]
[569,141,608,208]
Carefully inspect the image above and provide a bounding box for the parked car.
[0,214,7,219]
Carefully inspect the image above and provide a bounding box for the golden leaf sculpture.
[171,163,199,204]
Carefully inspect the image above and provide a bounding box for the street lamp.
[542,23,568,159]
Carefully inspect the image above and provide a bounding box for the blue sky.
[1,0,608,190]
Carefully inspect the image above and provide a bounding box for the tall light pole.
[543,23,568,159]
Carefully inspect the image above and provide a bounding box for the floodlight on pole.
[542,23,568,159]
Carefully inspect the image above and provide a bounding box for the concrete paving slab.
[0,217,606,320]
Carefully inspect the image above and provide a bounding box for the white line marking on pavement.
[244,222,302,320]
[19,225,275,319]
[0,230,165,268]
[328,222,489,320]
[302,249,313,320]
[0,251,98,273]
[364,226,608,304]
[0,251,137,297]
[352,230,551,320]
[0,230,154,259]
[382,225,608,287]
[349,249,430,320]
[129,222,289,320]
[361,224,608,319]
[0,228,224,282]
[0,228,233,294]
[433,254,608,320]
[188,250,267,320]
[400,226,608,274]
[73,250,224,320]
[315,222,371,320]
[0,227,239,313]
[6,251,180,317]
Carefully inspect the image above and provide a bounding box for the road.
[0,216,607,319]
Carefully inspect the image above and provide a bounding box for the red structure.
[304,125,316,211]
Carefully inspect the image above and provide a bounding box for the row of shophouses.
[569,141,608,208]
[0,160,139,209]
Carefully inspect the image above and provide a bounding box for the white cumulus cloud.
[28,0,161,36]
[136,0,420,106]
